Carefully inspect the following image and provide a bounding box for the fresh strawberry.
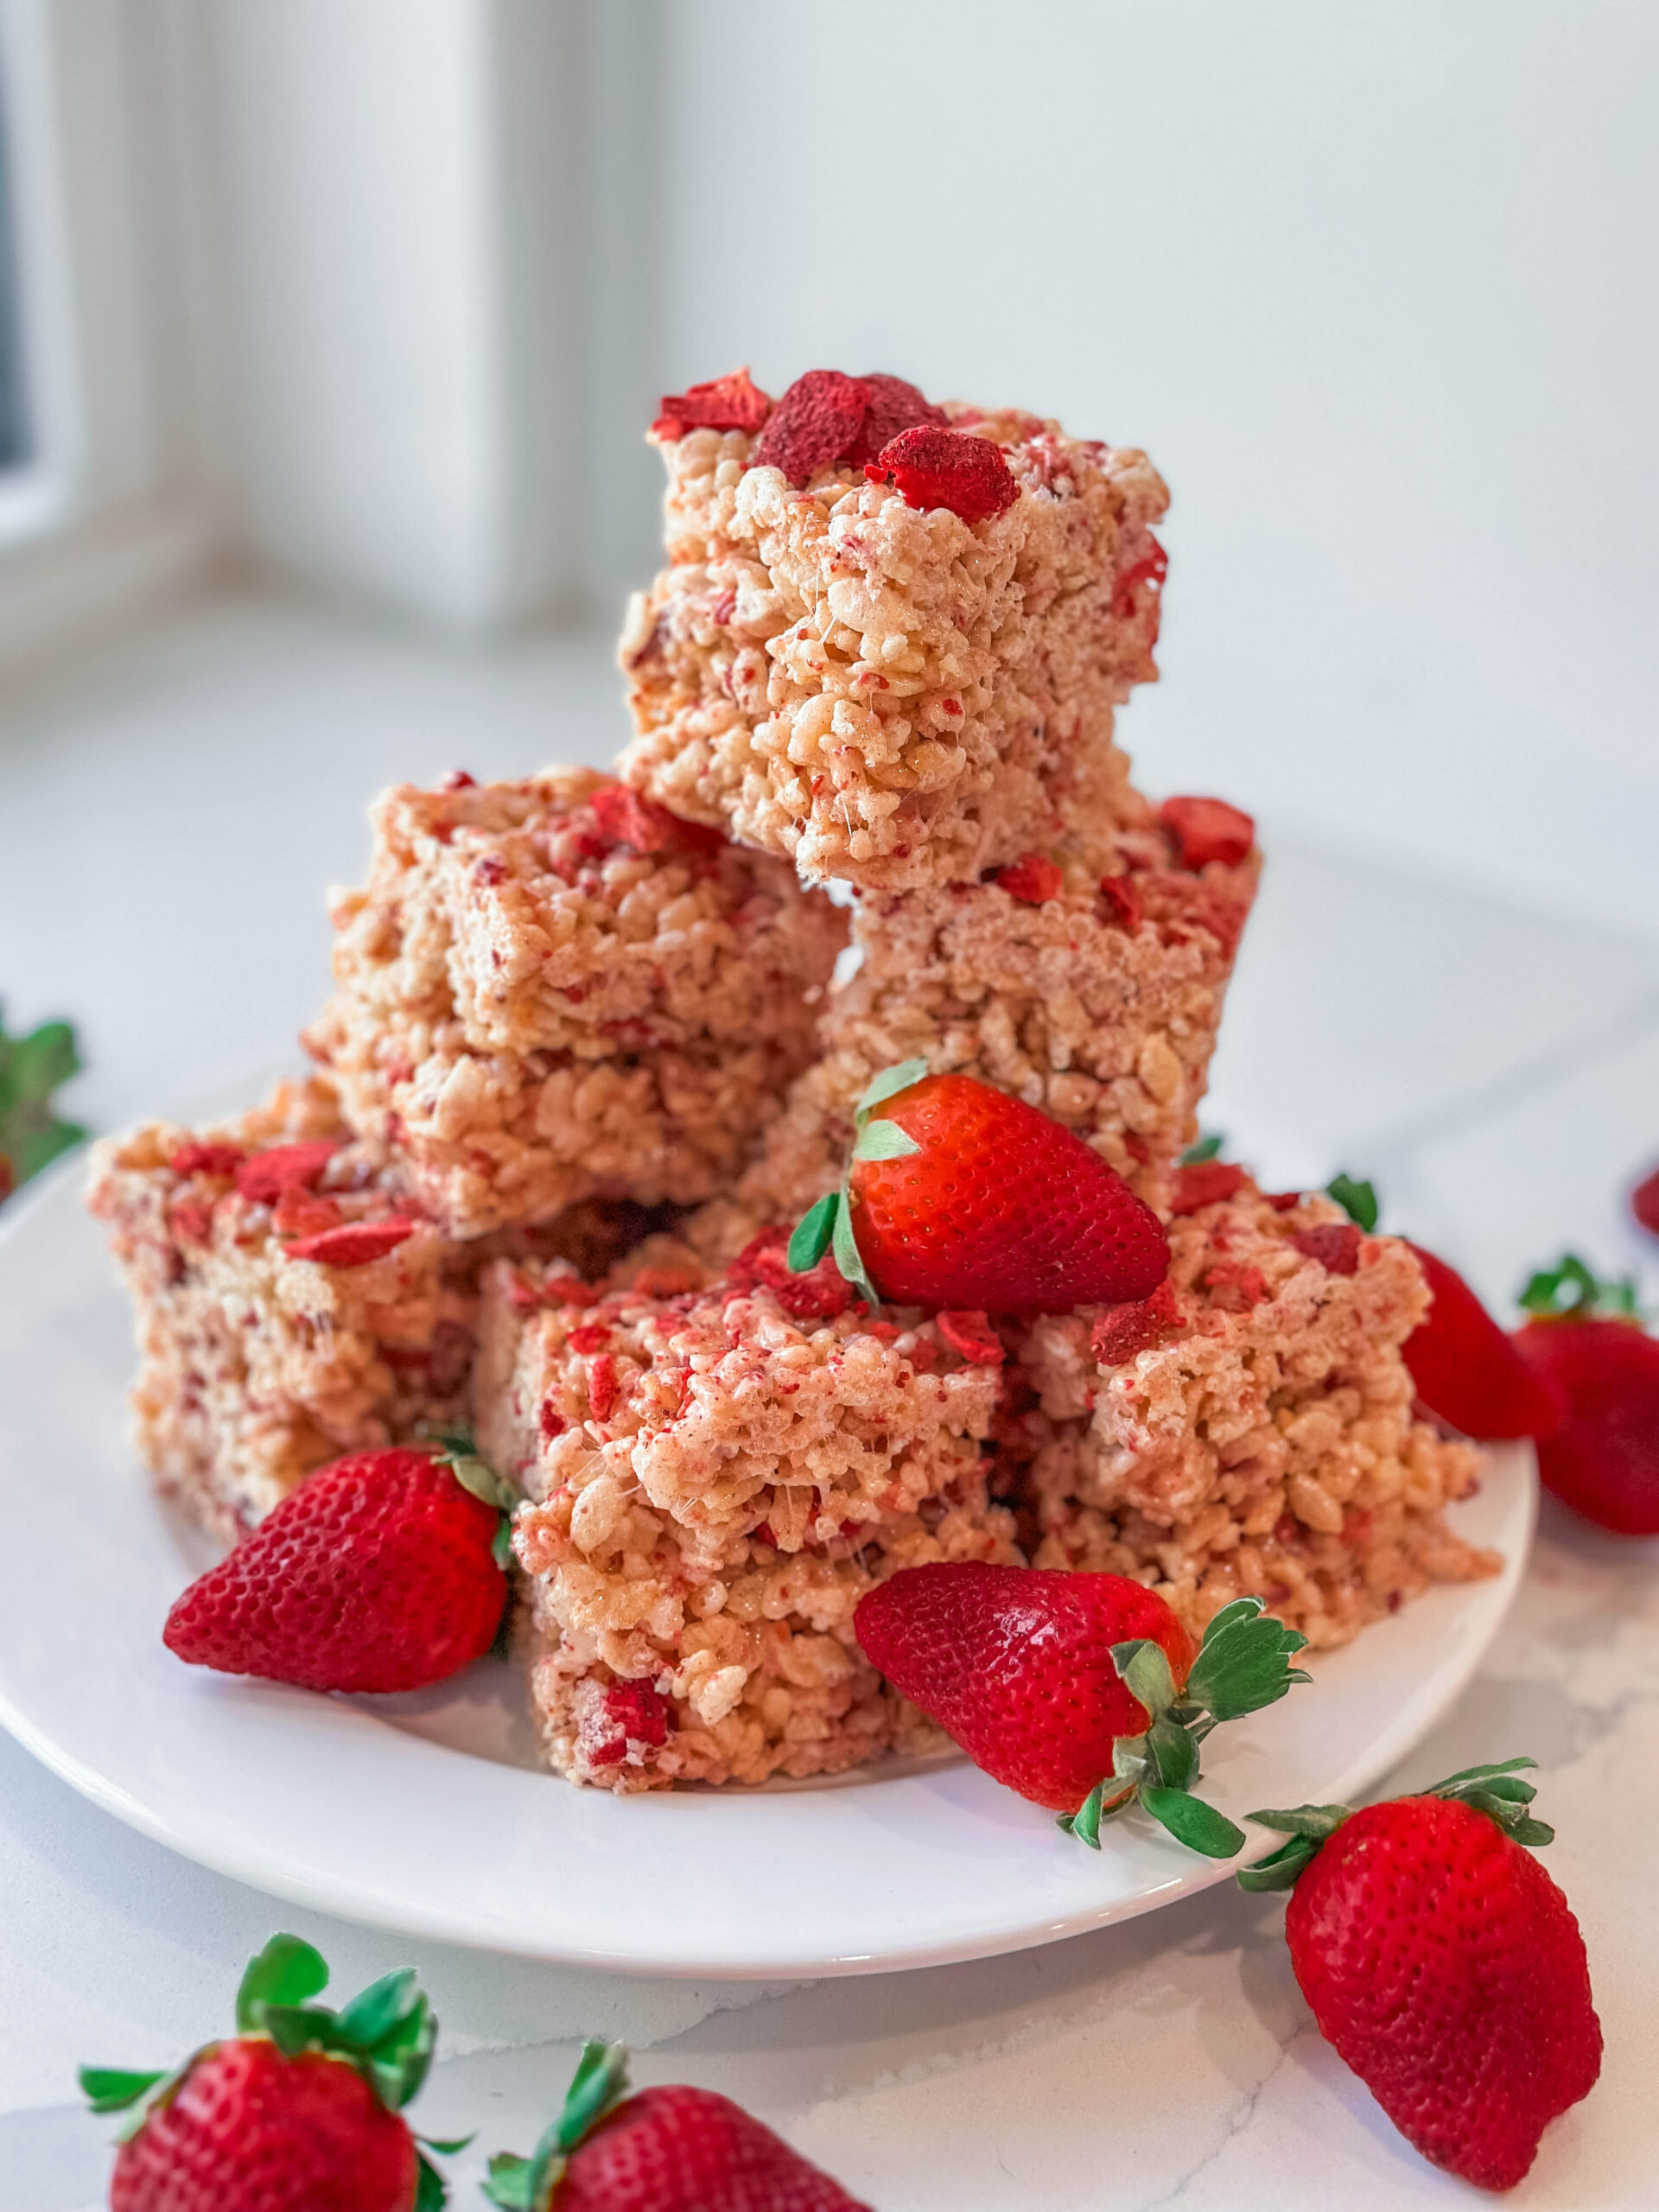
[1513,1255,1659,1532]
[1239,1760,1600,2190]
[787,1058,1168,1315]
[1324,1175,1561,1439]
[83,1931,463,2210]
[484,2041,867,2212]
[163,1440,516,1693]
[856,1565,1309,1854]
[1630,1162,1659,1237]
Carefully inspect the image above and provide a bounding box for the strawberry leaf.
[1179,1133,1224,1165]
[333,1967,419,2051]
[79,2067,167,2114]
[487,2040,632,2212]
[787,1192,840,1271]
[415,2151,448,2210]
[831,1185,877,1304]
[483,2154,537,2210]
[1325,1173,1379,1231]
[854,1057,929,1123]
[1110,1638,1177,1720]
[235,1933,329,2032]
[1145,1713,1198,1792]
[1141,1788,1245,1858]
[851,1118,921,1163]
[1184,1598,1310,1723]
[1236,1834,1325,1891]
[1518,1253,1641,1322]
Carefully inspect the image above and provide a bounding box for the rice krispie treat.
[620,369,1169,889]
[1001,1168,1498,1651]
[305,768,846,1239]
[690,800,1259,1258]
[86,1077,652,1542]
[475,1230,1018,1789]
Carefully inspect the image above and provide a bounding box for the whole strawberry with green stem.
[1240,1759,1600,2191]
[788,1058,1169,1314]
[1513,1254,1659,1532]
[83,1932,468,2210]
[164,1437,518,1694]
[0,1004,86,1201]
[1324,1173,1561,1440]
[485,2038,868,2212]
[856,1565,1310,1854]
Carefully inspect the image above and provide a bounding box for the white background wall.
[653,0,1659,938]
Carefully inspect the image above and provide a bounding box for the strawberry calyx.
[1237,1757,1554,1893]
[1518,1252,1643,1325]
[0,1004,86,1198]
[1060,1598,1312,1858]
[424,1425,522,1570]
[484,2038,631,2210]
[786,1057,928,1306]
[81,1934,462,2199]
[1325,1173,1380,1232]
[1179,1132,1224,1166]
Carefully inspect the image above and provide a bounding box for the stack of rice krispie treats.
[92,365,1496,1793]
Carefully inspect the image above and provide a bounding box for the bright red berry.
[795,1065,1168,1315]
[1403,1242,1564,1440]
[486,2044,868,2212]
[1630,1163,1659,1236]
[865,425,1019,524]
[86,1934,448,2212]
[163,1445,511,1693]
[651,367,773,441]
[1158,795,1255,870]
[1243,1766,1600,2191]
[856,1566,1308,1853]
[991,852,1064,904]
[1517,1313,1659,1534]
[1168,1158,1249,1214]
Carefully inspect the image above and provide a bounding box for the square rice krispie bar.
[304,768,847,1239]
[620,382,1169,889]
[690,804,1259,1257]
[1002,1168,1499,1651]
[86,1077,653,1541]
[474,1230,1018,1789]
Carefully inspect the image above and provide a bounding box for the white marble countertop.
[3,600,1657,2210]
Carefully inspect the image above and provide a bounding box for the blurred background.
[0,0,1656,1288]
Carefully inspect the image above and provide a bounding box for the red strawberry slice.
[1512,1255,1659,1532]
[788,1060,1168,1316]
[485,2042,868,2212]
[85,1933,455,2211]
[163,1443,513,1693]
[1239,1760,1601,2191]
[651,367,772,441]
[1630,1163,1659,1236]
[856,1564,1309,1853]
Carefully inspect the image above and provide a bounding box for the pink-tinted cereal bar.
[474,1231,1016,1789]
[86,1079,472,1541]
[1004,1169,1498,1651]
[690,805,1259,1259]
[620,376,1169,890]
[86,1076,652,1542]
[304,768,846,1239]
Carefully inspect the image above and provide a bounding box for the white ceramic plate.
[0,1143,1535,1978]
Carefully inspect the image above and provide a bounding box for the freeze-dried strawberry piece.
[1098,874,1144,931]
[841,372,947,468]
[235,1141,341,1205]
[753,369,871,486]
[1169,1160,1250,1215]
[867,426,1019,525]
[992,853,1064,905]
[1294,1223,1363,1276]
[169,1142,245,1179]
[1111,537,1169,620]
[587,1677,672,1766]
[1090,1279,1183,1365]
[272,1186,344,1240]
[651,366,773,441]
[170,1199,213,1246]
[587,1352,621,1422]
[734,1225,857,1320]
[1160,796,1255,871]
[1203,1261,1269,1312]
[588,781,725,858]
[935,1310,1006,1366]
[285,1219,416,1267]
